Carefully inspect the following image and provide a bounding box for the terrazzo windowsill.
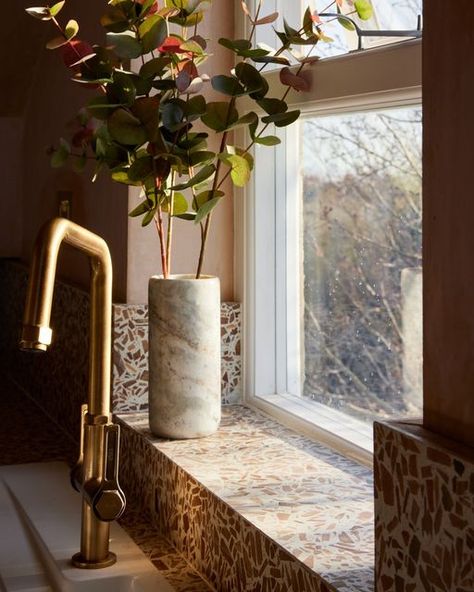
[117,405,375,592]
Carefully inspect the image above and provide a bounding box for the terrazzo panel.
[118,406,375,592]
[374,420,474,592]
[112,302,242,413]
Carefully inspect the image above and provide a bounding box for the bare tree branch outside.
[301,107,422,424]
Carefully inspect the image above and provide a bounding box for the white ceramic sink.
[0,462,174,592]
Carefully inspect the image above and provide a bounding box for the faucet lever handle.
[92,423,126,522]
[70,404,88,492]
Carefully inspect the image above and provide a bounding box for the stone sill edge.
[117,411,347,592]
[376,418,474,464]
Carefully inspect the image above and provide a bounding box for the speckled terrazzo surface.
[118,406,375,592]
[374,420,474,592]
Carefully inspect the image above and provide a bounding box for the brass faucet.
[19,217,126,569]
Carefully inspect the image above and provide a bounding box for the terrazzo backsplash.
[374,420,474,592]
[0,259,242,423]
[113,302,241,413]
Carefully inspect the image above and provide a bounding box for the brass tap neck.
[20,217,113,417]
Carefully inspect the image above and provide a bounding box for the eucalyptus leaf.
[25,7,52,21]
[106,31,142,59]
[129,199,152,217]
[201,101,238,132]
[261,109,301,128]
[211,75,246,97]
[139,15,167,53]
[49,1,65,16]
[354,0,373,20]
[254,135,281,146]
[65,19,79,40]
[108,108,148,145]
[218,153,250,187]
[171,163,215,190]
[194,194,222,224]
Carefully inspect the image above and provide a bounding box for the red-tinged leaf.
[279,67,310,92]
[241,1,250,17]
[72,127,94,148]
[157,7,180,18]
[158,36,183,54]
[177,59,198,76]
[136,0,158,14]
[61,40,94,69]
[336,0,343,5]
[311,11,322,24]
[253,11,278,25]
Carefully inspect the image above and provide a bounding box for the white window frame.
[233,2,422,466]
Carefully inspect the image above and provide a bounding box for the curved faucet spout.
[20,217,125,569]
[20,217,112,417]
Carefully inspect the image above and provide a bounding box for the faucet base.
[71,551,117,569]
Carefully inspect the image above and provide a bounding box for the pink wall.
[127,0,235,303]
[20,1,128,301]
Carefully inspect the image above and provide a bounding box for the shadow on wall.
[1,0,128,301]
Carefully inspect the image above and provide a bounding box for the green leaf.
[65,19,79,40]
[132,96,160,141]
[139,15,167,53]
[189,151,215,166]
[254,135,281,146]
[354,0,373,20]
[211,75,246,97]
[338,16,356,31]
[106,31,143,59]
[180,39,204,55]
[234,62,265,95]
[161,100,186,132]
[257,98,288,115]
[172,164,215,190]
[107,70,136,106]
[225,111,258,132]
[252,55,290,66]
[218,153,250,187]
[100,6,130,33]
[164,192,188,216]
[261,109,301,128]
[25,6,52,20]
[201,101,239,132]
[87,96,123,120]
[128,156,154,182]
[129,199,152,217]
[194,194,222,224]
[111,168,142,185]
[108,108,148,145]
[51,138,70,168]
[139,56,171,78]
[218,38,251,53]
[49,1,65,16]
[142,208,157,226]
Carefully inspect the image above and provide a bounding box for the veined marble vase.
[148,275,221,438]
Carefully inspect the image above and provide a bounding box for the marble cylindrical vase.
[148,275,221,438]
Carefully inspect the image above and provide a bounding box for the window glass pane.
[301,107,422,424]
[309,0,422,57]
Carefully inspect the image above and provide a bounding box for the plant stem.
[166,171,176,276]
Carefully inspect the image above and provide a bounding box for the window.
[237,0,422,462]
